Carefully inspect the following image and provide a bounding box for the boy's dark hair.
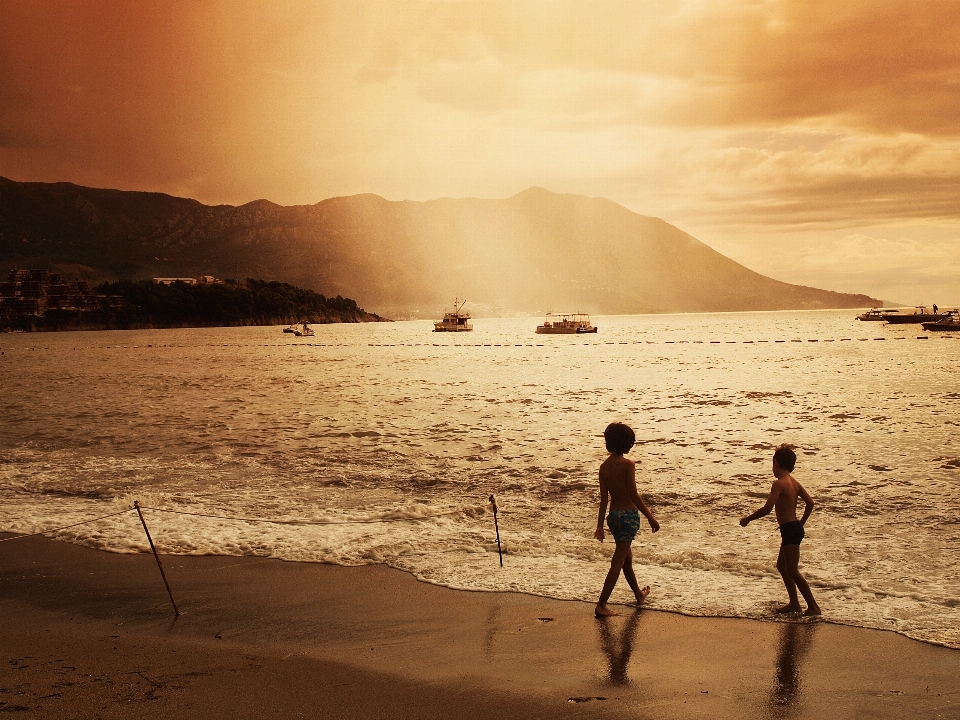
[773,444,797,472]
[604,422,635,454]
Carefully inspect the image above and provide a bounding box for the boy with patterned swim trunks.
[594,422,660,617]
[740,444,821,616]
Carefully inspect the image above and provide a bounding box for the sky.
[1,0,959,304]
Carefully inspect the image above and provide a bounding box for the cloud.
[648,129,960,227]
[798,233,960,278]
[698,226,960,305]
[335,0,960,230]
[1,0,959,240]
[380,1,960,136]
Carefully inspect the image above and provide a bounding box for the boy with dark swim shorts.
[594,422,660,617]
[740,445,821,616]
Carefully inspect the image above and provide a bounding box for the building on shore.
[2,271,227,321]
[0,269,122,319]
[153,277,197,286]
[152,275,224,286]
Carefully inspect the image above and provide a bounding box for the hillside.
[0,177,880,316]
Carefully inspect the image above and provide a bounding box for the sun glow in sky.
[1,0,959,303]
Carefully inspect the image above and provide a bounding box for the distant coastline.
[0,177,882,315]
[0,274,387,332]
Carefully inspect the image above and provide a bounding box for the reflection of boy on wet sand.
[597,609,642,685]
[594,422,660,617]
[740,445,821,616]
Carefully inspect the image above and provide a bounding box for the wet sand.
[2,534,958,719]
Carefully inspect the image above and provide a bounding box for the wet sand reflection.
[767,620,817,718]
[483,603,501,656]
[596,608,643,686]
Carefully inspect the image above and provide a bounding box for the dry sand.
[2,533,958,719]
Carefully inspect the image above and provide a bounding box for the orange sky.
[1,0,958,303]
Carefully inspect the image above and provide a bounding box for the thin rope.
[0,507,134,543]
[137,504,470,525]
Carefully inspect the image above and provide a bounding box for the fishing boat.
[884,306,947,324]
[535,313,597,334]
[282,324,298,333]
[433,299,473,332]
[293,322,314,337]
[921,310,960,332]
[856,308,901,321]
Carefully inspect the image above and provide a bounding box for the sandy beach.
[1,534,957,719]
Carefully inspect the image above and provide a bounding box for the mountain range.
[0,177,879,316]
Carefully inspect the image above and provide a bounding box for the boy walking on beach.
[594,422,660,617]
[740,445,821,616]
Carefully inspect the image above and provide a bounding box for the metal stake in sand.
[489,494,503,566]
[134,501,180,617]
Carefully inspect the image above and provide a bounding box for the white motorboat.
[535,313,597,334]
[434,299,473,332]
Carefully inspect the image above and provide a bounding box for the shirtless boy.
[594,422,660,617]
[740,444,821,616]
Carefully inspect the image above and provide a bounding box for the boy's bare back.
[599,454,639,511]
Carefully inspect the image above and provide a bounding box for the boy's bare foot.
[632,586,650,605]
[775,603,802,614]
[803,606,822,617]
[595,603,618,617]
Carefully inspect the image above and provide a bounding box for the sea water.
[1,311,959,648]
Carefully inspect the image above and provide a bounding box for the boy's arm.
[594,476,608,542]
[740,482,781,526]
[629,464,660,533]
[797,482,815,525]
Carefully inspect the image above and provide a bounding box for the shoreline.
[416,575,960,653]
[6,530,956,653]
[2,535,958,719]
[0,315,390,333]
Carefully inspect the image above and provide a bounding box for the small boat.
[921,310,960,332]
[293,322,315,337]
[434,299,473,332]
[535,313,597,334]
[884,306,947,324]
[282,324,298,333]
[856,308,900,321]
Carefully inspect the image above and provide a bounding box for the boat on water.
[293,322,315,337]
[884,306,949,324]
[282,324,298,333]
[535,313,597,334]
[921,310,960,332]
[434,299,473,332]
[857,308,901,321]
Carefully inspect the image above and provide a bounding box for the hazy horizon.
[2,1,958,304]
